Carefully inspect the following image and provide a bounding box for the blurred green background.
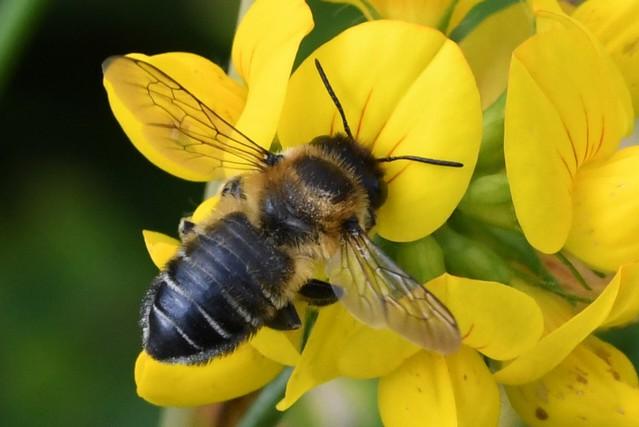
[2,1,638,426]
[0,1,371,426]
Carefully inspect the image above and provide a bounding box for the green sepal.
[449,211,544,277]
[475,92,506,175]
[433,224,512,284]
[449,0,525,42]
[374,234,446,284]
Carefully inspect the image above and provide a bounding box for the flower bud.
[375,235,446,283]
[475,92,506,174]
[433,225,512,284]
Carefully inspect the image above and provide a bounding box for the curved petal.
[456,1,534,108]
[378,346,500,427]
[231,0,313,148]
[135,348,283,406]
[566,147,639,272]
[505,13,633,253]
[494,277,621,385]
[574,0,639,116]
[428,274,544,360]
[103,52,246,181]
[191,195,221,224]
[142,230,179,269]
[279,20,481,241]
[276,303,419,410]
[249,327,301,367]
[506,338,639,427]
[600,262,639,328]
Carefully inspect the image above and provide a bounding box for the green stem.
[236,368,292,427]
[513,268,592,304]
[0,0,47,96]
[556,252,592,291]
[237,309,318,427]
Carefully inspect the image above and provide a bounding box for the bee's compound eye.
[364,175,387,209]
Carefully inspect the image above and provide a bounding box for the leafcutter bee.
[103,56,462,364]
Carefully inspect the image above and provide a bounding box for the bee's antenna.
[314,59,354,140]
[377,155,464,168]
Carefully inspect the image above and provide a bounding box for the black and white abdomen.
[140,212,294,364]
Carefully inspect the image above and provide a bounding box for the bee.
[103,56,463,364]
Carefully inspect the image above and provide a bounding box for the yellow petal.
[249,327,301,367]
[428,274,543,360]
[277,303,419,410]
[601,262,639,328]
[530,0,563,14]
[279,21,481,241]
[379,347,500,427]
[191,195,220,224]
[142,230,179,269]
[494,277,621,385]
[505,14,633,253]
[230,0,313,148]
[135,348,282,406]
[456,1,534,108]
[574,0,639,116]
[566,146,639,272]
[103,52,246,181]
[366,0,455,27]
[507,338,639,427]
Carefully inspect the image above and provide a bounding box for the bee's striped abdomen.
[142,212,294,364]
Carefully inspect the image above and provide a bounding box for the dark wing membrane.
[326,227,461,354]
[103,56,275,175]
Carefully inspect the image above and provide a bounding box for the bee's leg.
[178,217,195,241]
[298,279,341,307]
[265,303,302,330]
[221,176,245,199]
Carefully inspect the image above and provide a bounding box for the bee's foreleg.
[178,217,195,240]
[297,279,341,306]
[265,303,302,330]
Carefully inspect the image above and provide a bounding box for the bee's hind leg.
[298,279,341,307]
[266,303,302,330]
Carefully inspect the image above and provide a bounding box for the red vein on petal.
[556,148,575,179]
[385,163,409,185]
[582,96,591,163]
[355,88,374,140]
[519,63,580,171]
[594,115,606,157]
[461,323,475,341]
[386,133,408,157]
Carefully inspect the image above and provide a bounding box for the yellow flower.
[277,19,481,241]
[273,19,547,426]
[279,274,544,427]
[532,0,639,116]
[504,10,636,271]
[498,9,639,425]
[104,0,502,412]
[325,0,535,108]
[494,266,639,427]
[103,0,314,406]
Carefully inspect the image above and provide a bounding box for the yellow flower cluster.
[103,0,639,425]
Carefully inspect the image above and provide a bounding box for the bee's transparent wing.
[103,56,276,174]
[326,225,461,354]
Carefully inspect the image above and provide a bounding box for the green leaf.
[449,0,524,43]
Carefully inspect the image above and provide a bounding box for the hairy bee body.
[104,55,462,363]
[141,135,386,363]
